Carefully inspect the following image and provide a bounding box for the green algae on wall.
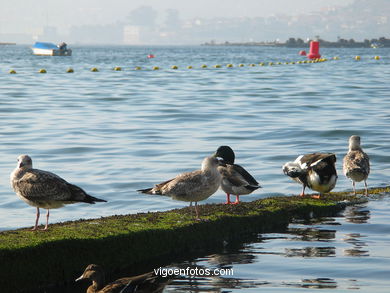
[1,187,388,292]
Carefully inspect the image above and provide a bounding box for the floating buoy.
[299,50,307,56]
[201,64,207,68]
[374,56,380,60]
[38,69,47,73]
[355,56,361,61]
[259,62,264,66]
[238,64,244,67]
[171,65,178,69]
[66,68,74,73]
[187,66,193,69]
[114,67,122,71]
[9,69,16,74]
[249,64,256,67]
[307,41,321,59]
[91,67,99,72]
[147,54,155,59]
[290,61,295,64]
[333,56,339,60]
[269,62,274,66]
[135,66,142,70]
[214,64,221,68]
[152,66,159,70]
[226,64,233,68]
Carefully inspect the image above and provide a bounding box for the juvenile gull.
[343,135,370,196]
[214,145,261,204]
[76,264,169,293]
[283,153,338,198]
[137,156,222,220]
[10,155,107,230]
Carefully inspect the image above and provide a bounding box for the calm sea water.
[0,45,389,292]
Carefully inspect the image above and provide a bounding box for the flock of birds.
[8,135,370,292]
[10,135,370,231]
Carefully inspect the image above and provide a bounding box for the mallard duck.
[343,135,370,196]
[214,146,261,204]
[138,156,222,219]
[76,264,169,293]
[283,153,337,198]
[10,155,106,230]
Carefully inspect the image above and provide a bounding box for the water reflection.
[344,206,371,224]
[284,278,337,289]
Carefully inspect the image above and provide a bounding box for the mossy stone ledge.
[1,187,388,292]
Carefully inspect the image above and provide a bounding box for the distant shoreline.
[202,37,390,48]
[0,42,16,45]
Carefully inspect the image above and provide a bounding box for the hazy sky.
[1,0,354,34]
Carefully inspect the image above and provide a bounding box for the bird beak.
[217,159,226,167]
[75,274,85,282]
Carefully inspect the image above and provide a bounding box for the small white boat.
[32,42,72,56]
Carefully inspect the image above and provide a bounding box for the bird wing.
[14,169,72,201]
[343,150,370,175]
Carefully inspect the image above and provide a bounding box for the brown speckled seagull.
[76,264,170,293]
[10,154,107,230]
[343,135,370,196]
[137,156,222,220]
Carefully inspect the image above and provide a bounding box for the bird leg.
[225,194,232,204]
[232,195,240,205]
[311,194,322,199]
[32,207,40,231]
[352,181,356,195]
[194,202,201,221]
[42,209,50,230]
[364,180,369,196]
[300,185,306,197]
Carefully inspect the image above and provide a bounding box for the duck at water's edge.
[214,146,261,204]
[283,153,337,199]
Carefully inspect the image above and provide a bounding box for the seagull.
[137,156,222,220]
[283,153,338,198]
[214,146,261,204]
[343,135,370,196]
[10,155,107,230]
[76,264,169,293]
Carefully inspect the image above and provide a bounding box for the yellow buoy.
[333,56,339,60]
[238,64,244,67]
[38,69,47,73]
[214,64,221,68]
[187,66,193,69]
[171,65,178,69]
[226,64,233,68]
[249,64,256,67]
[66,68,74,73]
[9,69,16,74]
[355,56,361,61]
[269,62,274,66]
[91,67,99,72]
[201,64,207,68]
[114,67,122,71]
[259,62,264,66]
[374,56,380,60]
[152,66,159,70]
[135,66,142,70]
[290,61,295,64]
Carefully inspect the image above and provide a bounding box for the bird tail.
[87,195,107,203]
[245,185,261,192]
[137,187,155,194]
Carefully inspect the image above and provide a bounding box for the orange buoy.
[147,54,155,59]
[299,50,307,56]
[307,41,321,60]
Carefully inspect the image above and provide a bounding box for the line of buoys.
[4,56,383,75]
